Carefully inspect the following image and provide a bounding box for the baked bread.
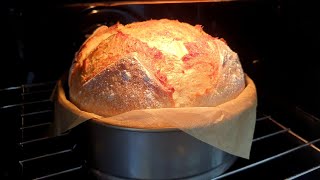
[68,19,245,117]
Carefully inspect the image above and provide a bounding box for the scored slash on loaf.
[68,19,245,117]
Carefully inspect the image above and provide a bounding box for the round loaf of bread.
[68,19,245,117]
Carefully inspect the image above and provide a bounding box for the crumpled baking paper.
[50,75,257,159]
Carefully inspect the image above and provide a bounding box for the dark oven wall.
[1,1,320,179]
[2,0,319,114]
[2,1,277,86]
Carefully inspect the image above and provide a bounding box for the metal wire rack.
[1,82,320,180]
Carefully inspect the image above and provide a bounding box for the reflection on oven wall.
[78,5,146,41]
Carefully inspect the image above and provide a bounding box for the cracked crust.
[69,19,245,117]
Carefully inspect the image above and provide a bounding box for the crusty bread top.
[69,19,245,116]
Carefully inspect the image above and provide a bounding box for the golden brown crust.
[70,55,175,116]
[69,19,245,117]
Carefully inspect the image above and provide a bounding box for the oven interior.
[2,0,320,179]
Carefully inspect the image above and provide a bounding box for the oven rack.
[1,82,320,179]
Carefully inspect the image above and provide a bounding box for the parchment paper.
[50,75,257,159]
